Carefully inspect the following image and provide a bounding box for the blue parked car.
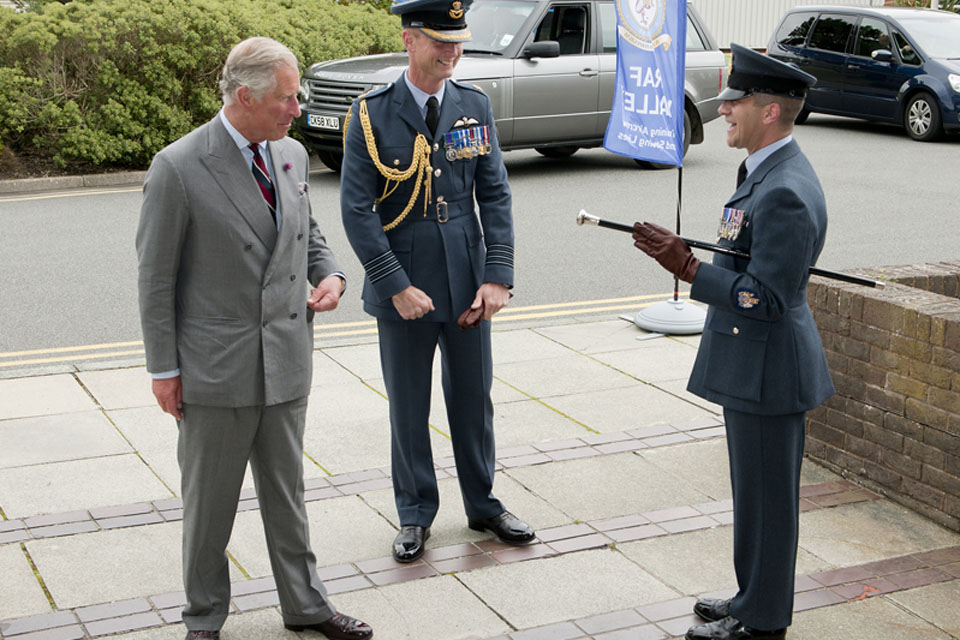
[767,6,960,141]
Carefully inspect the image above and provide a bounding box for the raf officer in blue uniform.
[340,0,535,563]
[632,44,835,640]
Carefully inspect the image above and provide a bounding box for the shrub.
[0,0,401,169]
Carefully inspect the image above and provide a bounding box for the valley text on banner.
[603,0,686,166]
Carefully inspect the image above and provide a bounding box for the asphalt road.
[1,113,956,372]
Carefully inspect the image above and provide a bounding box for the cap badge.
[449,0,464,19]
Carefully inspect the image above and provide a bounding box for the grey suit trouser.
[178,398,335,631]
[377,318,504,527]
[725,408,806,631]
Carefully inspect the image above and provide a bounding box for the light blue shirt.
[403,71,445,118]
[744,134,793,179]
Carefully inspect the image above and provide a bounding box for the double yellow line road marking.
[0,293,685,369]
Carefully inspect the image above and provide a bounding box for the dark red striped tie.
[249,143,276,216]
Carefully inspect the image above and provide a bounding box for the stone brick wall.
[806,262,960,532]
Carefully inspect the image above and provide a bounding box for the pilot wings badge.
[615,0,672,51]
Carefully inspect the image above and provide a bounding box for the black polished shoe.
[686,616,786,640]
[284,612,373,639]
[392,525,429,562]
[184,632,219,640]
[693,597,732,622]
[468,511,535,544]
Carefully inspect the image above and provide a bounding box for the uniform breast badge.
[444,124,492,161]
[718,207,747,241]
[736,288,760,309]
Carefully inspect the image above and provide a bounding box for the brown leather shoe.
[284,612,373,639]
[184,632,219,640]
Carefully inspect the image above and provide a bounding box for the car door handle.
[579,69,599,77]
[846,64,860,70]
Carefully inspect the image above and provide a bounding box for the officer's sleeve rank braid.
[485,244,514,270]
[363,250,403,285]
[343,99,436,232]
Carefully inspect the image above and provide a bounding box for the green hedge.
[0,0,402,168]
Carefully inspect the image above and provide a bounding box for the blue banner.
[603,0,686,166]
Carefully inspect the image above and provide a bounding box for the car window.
[686,15,705,51]
[808,13,856,53]
[534,4,589,55]
[466,0,537,53]
[893,30,922,65]
[895,15,960,59]
[598,1,617,53]
[853,17,891,58]
[775,11,817,47]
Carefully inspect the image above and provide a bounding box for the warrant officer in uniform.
[340,0,535,563]
[631,44,835,640]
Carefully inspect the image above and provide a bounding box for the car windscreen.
[464,0,537,53]
[895,14,960,59]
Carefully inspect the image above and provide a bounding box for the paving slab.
[321,342,386,381]
[592,341,700,383]
[789,595,952,640]
[0,454,172,518]
[360,473,569,550]
[491,328,577,363]
[333,574,509,640]
[619,525,830,595]
[110,608,296,639]
[505,453,711,522]
[366,369,530,405]
[887,580,960,636]
[303,380,454,475]
[0,544,52,620]
[449,398,593,449]
[458,547,677,630]
[77,368,156,410]
[546,385,713,435]
[798,500,960,566]
[0,411,132,469]
[27,522,184,609]
[227,495,397,574]
[636,440,731,501]
[108,406,178,454]
[311,351,364,388]
[0,374,96,420]
[134,446,184,497]
[653,378,722,414]
[533,320,656,354]
[494,354,641,399]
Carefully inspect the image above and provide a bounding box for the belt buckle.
[436,197,449,223]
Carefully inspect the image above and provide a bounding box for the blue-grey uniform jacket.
[340,75,514,322]
[687,140,835,415]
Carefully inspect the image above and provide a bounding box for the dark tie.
[736,160,748,188]
[425,96,439,137]
[249,143,277,218]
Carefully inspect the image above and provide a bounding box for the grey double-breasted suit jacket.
[687,139,835,415]
[136,116,341,407]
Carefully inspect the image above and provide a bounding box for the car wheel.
[535,146,579,159]
[634,108,691,170]
[794,107,810,125]
[317,149,344,172]
[904,92,943,142]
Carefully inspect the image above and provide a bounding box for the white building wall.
[690,0,887,49]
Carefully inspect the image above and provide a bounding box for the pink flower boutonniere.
[282,162,293,172]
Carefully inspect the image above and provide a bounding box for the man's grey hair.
[219,37,299,106]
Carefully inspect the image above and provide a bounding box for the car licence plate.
[307,114,340,130]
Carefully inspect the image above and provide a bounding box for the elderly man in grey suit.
[137,37,372,640]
